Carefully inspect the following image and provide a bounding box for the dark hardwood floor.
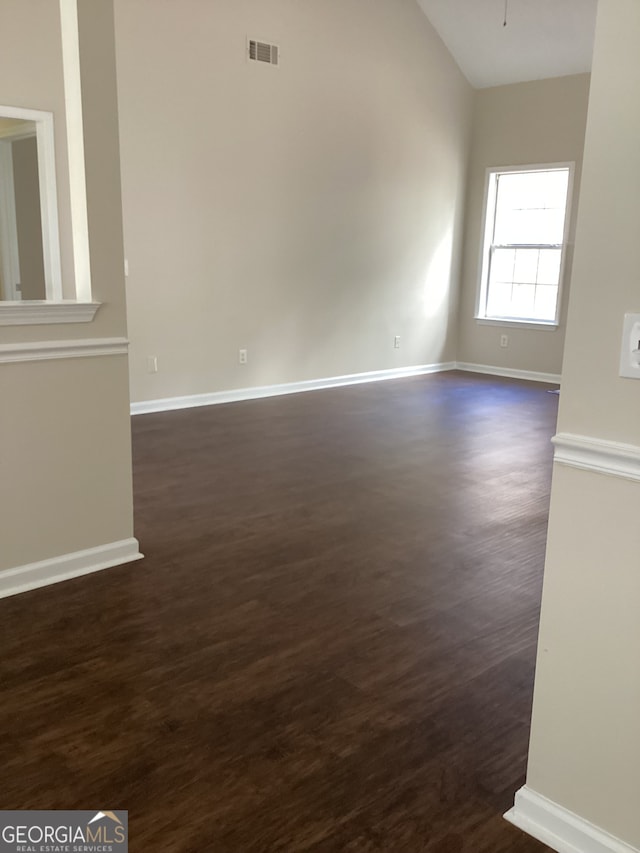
[0,370,558,851]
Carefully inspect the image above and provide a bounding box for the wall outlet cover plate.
[619,313,640,379]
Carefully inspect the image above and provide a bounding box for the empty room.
[1,1,639,852]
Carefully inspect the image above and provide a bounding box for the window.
[477,164,573,326]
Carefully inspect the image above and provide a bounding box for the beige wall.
[115,0,473,403]
[0,0,136,574]
[12,135,46,300]
[457,74,591,376]
[0,357,134,568]
[527,467,640,843]
[0,0,131,345]
[0,0,76,302]
[524,0,640,846]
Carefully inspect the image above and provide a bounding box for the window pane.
[489,248,515,283]
[510,283,536,318]
[538,169,570,210]
[493,169,569,245]
[513,248,539,284]
[495,206,565,245]
[486,281,512,317]
[535,208,565,244]
[497,172,544,210]
[537,249,562,285]
[534,284,559,321]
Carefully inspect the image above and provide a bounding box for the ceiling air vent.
[249,39,279,66]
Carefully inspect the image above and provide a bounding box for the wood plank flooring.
[0,370,558,851]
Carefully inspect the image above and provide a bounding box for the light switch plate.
[619,313,640,379]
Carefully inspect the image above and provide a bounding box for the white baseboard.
[0,538,143,600]
[130,362,456,415]
[455,362,561,384]
[505,786,639,853]
[130,360,562,416]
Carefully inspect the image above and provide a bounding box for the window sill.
[475,317,559,332]
[0,301,101,326]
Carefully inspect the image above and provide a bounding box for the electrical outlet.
[619,313,640,379]
[239,348,248,365]
[500,334,509,348]
[394,336,401,349]
[147,356,158,374]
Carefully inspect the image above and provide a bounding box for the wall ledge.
[553,432,640,482]
[505,786,639,853]
[0,538,143,600]
[0,336,128,363]
[130,361,456,415]
[0,301,101,325]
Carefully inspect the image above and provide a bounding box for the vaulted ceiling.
[416,0,598,88]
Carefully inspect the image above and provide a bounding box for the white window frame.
[475,162,575,329]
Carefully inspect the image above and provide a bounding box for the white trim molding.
[0,301,101,325]
[0,538,143,600]
[475,162,575,328]
[456,361,561,384]
[131,362,456,415]
[505,786,640,853]
[475,317,559,331]
[60,0,92,302]
[552,433,640,482]
[0,336,128,364]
